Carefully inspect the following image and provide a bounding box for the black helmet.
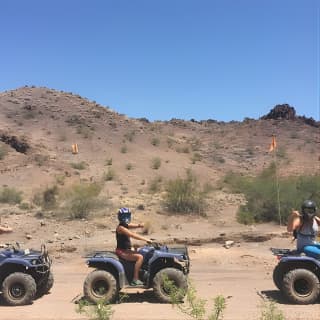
[301,200,317,221]
[118,207,131,224]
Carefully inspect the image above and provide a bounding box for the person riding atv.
[115,207,152,286]
[287,200,320,259]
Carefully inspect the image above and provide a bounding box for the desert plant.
[259,300,285,320]
[105,158,113,166]
[151,137,160,146]
[76,298,114,320]
[191,153,202,164]
[222,165,320,224]
[104,168,115,181]
[62,182,103,219]
[163,170,210,215]
[151,157,161,170]
[125,163,133,170]
[164,276,226,320]
[70,161,87,170]
[0,187,22,204]
[0,145,8,160]
[124,130,136,142]
[120,145,127,153]
[34,154,49,166]
[148,176,163,194]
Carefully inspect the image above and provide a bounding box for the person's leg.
[116,250,143,281]
[303,245,320,259]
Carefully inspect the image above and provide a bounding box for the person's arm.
[315,216,320,225]
[117,225,150,242]
[128,222,144,229]
[287,210,301,232]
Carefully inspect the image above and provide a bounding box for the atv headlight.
[31,259,39,265]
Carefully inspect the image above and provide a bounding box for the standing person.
[287,200,320,258]
[115,207,151,286]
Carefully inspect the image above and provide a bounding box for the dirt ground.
[0,234,319,320]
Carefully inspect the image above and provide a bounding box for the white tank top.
[296,219,319,251]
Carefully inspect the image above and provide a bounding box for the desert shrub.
[104,168,115,181]
[70,161,87,170]
[76,298,114,320]
[167,137,175,148]
[223,164,320,224]
[105,158,113,166]
[163,170,210,215]
[33,185,59,210]
[125,163,133,170]
[151,137,160,146]
[120,145,127,153]
[124,130,136,142]
[55,174,66,185]
[259,300,285,320]
[191,152,202,164]
[0,187,22,204]
[164,276,226,320]
[62,182,103,219]
[34,154,49,166]
[151,157,161,170]
[0,145,8,160]
[19,202,31,210]
[148,176,163,194]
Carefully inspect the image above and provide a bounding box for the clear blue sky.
[1,0,319,121]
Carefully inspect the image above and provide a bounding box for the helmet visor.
[303,208,316,215]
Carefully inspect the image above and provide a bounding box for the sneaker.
[130,279,144,286]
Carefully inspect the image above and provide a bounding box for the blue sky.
[1,0,319,121]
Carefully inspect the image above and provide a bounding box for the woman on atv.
[287,200,320,259]
[115,207,151,286]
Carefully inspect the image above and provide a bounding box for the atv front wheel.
[273,263,285,290]
[153,268,187,303]
[2,272,36,306]
[83,270,118,304]
[36,271,54,297]
[282,268,320,304]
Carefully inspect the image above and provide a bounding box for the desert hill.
[0,86,319,229]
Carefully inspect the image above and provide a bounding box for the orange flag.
[269,136,277,152]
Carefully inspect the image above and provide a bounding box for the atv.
[0,243,53,306]
[271,248,320,304]
[83,242,190,304]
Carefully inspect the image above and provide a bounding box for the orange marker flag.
[269,136,277,152]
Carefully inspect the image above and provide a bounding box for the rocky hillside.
[0,86,319,218]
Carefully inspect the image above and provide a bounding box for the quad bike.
[271,248,320,304]
[0,243,53,306]
[83,242,190,304]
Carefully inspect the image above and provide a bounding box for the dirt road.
[1,238,319,320]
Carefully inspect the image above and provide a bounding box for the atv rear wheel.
[83,270,118,304]
[2,272,36,306]
[282,268,320,304]
[36,271,54,298]
[153,268,187,303]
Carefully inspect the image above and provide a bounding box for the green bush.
[32,186,59,210]
[70,161,87,170]
[151,137,160,146]
[0,187,22,204]
[62,183,103,219]
[151,157,161,170]
[164,276,226,320]
[0,145,8,160]
[148,176,163,194]
[163,170,210,215]
[104,168,115,181]
[222,164,320,224]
